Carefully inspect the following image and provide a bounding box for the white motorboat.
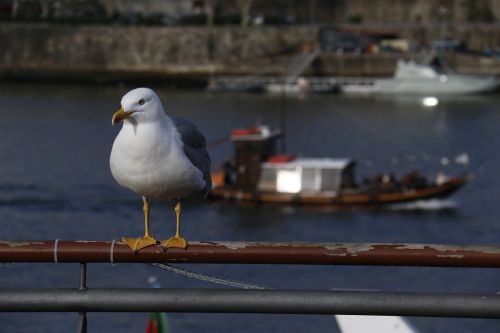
[341,59,500,95]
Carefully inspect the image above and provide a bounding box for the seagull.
[110,88,211,251]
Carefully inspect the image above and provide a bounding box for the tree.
[41,0,50,19]
[11,0,19,19]
[102,0,118,20]
[204,0,215,28]
[239,0,253,27]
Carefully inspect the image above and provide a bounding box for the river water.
[0,83,499,332]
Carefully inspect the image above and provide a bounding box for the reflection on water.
[389,199,457,211]
[0,84,500,332]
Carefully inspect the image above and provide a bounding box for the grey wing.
[173,117,212,196]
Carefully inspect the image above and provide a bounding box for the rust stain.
[395,243,500,255]
[220,242,252,250]
[213,241,343,250]
[326,244,376,255]
[392,244,429,251]
[193,241,220,246]
[189,241,250,250]
[452,245,500,255]
[0,241,44,247]
[436,254,465,259]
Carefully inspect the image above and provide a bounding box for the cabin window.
[302,168,317,192]
[277,169,302,193]
[258,168,277,192]
[321,169,342,191]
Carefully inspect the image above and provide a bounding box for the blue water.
[0,84,500,332]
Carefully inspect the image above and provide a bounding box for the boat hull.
[375,75,500,95]
[210,176,467,207]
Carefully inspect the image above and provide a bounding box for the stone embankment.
[0,23,499,83]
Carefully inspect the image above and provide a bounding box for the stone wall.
[0,23,499,82]
[344,0,500,24]
[0,23,316,79]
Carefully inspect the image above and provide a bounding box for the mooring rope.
[149,263,269,290]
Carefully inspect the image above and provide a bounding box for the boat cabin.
[394,60,442,79]
[228,126,282,190]
[258,158,356,194]
[226,126,356,194]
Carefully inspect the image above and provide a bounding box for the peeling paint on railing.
[0,240,499,267]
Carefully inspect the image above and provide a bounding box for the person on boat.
[436,172,449,186]
[381,173,398,191]
[400,171,428,190]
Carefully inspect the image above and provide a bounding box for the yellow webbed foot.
[122,236,158,252]
[160,236,187,249]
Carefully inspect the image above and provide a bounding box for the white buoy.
[454,152,470,165]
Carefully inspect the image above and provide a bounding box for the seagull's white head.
[112,88,166,125]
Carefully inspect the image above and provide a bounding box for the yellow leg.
[122,197,158,251]
[160,200,187,249]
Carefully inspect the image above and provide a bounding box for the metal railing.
[2,240,500,266]
[2,240,500,332]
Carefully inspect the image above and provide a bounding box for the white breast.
[110,121,205,200]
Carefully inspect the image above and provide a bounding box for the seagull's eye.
[138,99,145,105]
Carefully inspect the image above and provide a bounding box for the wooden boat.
[210,126,468,207]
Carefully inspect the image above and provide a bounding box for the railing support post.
[77,263,87,333]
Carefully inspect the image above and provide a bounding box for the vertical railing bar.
[78,263,87,333]
[79,262,87,290]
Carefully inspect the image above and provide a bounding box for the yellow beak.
[112,107,131,125]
